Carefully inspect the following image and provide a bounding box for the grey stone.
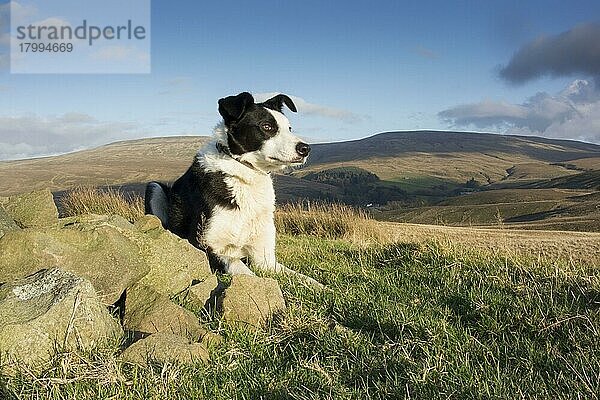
[125,215,212,296]
[187,275,219,310]
[0,211,210,303]
[0,268,122,375]
[59,213,134,231]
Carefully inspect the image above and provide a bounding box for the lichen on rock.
[0,268,123,375]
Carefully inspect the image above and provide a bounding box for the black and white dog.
[145,92,312,277]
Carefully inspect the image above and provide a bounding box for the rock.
[59,213,134,231]
[0,189,58,228]
[0,208,19,239]
[123,284,207,341]
[133,214,162,232]
[0,268,122,374]
[0,213,210,304]
[220,275,286,328]
[125,215,212,296]
[121,333,208,366]
[186,275,220,310]
[0,226,149,303]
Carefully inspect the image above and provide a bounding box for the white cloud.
[439,79,600,144]
[254,92,365,123]
[0,113,142,160]
[0,142,49,160]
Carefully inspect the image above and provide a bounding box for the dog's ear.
[218,92,255,124]
[262,94,297,113]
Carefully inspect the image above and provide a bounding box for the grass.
[59,186,145,223]
[3,194,599,399]
[2,234,599,399]
[275,202,380,243]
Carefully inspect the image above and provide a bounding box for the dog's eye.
[261,123,274,132]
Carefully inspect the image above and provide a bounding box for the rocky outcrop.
[0,214,211,304]
[127,215,212,296]
[120,332,209,367]
[0,189,293,372]
[0,268,122,374]
[220,275,286,328]
[0,226,149,304]
[0,189,58,228]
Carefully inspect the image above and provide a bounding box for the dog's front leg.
[249,223,327,290]
[248,221,281,272]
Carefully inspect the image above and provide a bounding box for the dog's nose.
[296,142,311,157]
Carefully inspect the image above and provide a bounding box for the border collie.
[145,92,315,279]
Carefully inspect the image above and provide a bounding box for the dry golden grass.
[60,186,145,223]
[376,221,600,267]
[276,202,600,267]
[58,187,600,267]
[275,202,381,243]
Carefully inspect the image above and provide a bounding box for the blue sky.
[1,0,600,159]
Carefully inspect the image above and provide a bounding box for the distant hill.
[308,131,600,164]
[0,130,598,231]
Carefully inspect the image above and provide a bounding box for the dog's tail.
[145,181,170,228]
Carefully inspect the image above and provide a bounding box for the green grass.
[385,175,463,194]
[2,233,599,399]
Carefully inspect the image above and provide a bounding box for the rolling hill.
[0,130,598,231]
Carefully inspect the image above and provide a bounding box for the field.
[2,199,600,399]
[375,188,600,232]
[0,131,598,232]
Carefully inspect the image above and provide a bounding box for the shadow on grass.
[0,377,17,400]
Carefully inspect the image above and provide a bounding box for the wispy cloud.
[0,113,142,160]
[439,22,600,144]
[0,1,39,46]
[414,45,438,60]
[439,79,600,143]
[254,92,366,124]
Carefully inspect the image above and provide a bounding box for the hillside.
[0,131,598,231]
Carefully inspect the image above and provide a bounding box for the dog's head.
[217,92,310,172]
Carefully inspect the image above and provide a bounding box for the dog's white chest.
[201,173,275,258]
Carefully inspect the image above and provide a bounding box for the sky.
[1,0,600,160]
